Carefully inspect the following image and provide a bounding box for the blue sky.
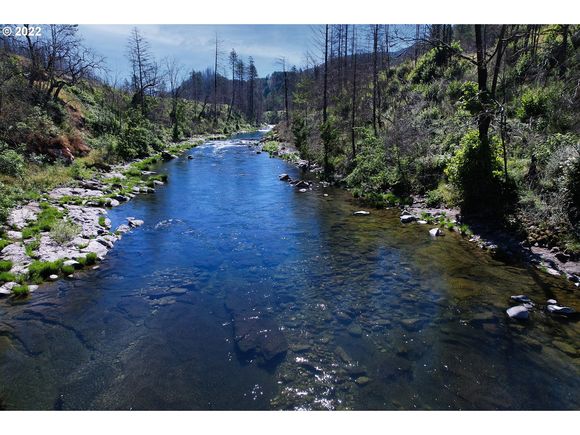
[79,25,316,80]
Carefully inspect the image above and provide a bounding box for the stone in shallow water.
[546,305,575,316]
[546,299,557,305]
[429,228,444,237]
[232,313,288,361]
[335,346,353,364]
[48,274,59,281]
[347,324,363,337]
[400,214,416,224]
[511,295,532,304]
[506,305,529,320]
[355,376,370,386]
[353,211,370,216]
[400,318,425,331]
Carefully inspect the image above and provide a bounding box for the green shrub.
[0,146,25,177]
[21,205,62,239]
[50,219,81,244]
[445,130,503,212]
[0,260,13,272]
[516,88,549,122]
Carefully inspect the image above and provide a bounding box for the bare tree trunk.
[372,25,379,136]
[491,25,507,99]
[323,24,329,124]
[351,26,358,159]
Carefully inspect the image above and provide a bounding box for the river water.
[0,131,578,410]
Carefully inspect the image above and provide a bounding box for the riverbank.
[257,132,580,288]
[0,134,225,297]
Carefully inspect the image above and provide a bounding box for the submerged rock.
[506,305,529,320]
[353,211,370,216]
[279,173,291,181]
[511,295,532,304]
[355,376,370,386]
[546,305,576,316]
[232,312,288,361]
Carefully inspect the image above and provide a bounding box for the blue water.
[0,131,578,410]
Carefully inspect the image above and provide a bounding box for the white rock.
[429,228,444,237]
[82,240,108,260]
[323,194,329,197]
[127,218,144,228]
[546,299,557,305]
[417,220,428,225]
[299,188,307,193]
[400,214,416,224]
[546,305,575,315]
[28,285,39,292]
[354,211,370,216]
[63,259,80,268]
[506,305,529,320]
[48,274,59,281]
[511,295,532,303]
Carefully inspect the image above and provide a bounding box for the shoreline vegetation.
[0,134,229,297]
[258,127,580,287]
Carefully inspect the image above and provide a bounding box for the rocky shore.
[258,135,580,288]
[0,135,221,297]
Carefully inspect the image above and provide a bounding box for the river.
[0,131,578,410]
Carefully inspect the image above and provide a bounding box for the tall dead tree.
[127,27,159,116]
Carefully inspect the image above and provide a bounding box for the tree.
[127,27,159,116]
[227,49,238,120]
[247,57,258,123]
[165,57,183,141]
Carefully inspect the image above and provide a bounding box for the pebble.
[353,211,370,216]
[48,274,58,281]
[546,299,557,305]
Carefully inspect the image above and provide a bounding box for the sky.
[78,24,317,81]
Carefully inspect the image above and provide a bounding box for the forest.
[0,24,579,256]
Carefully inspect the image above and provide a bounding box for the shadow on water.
[0,130,579,410]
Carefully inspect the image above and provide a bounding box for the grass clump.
[78,252,98,267]
[61,265,75,275]
[11,284,29,297]
[0,271,16,283]
[21,204,63,239]
[0,239,11,251]
[27,259,64,282]
[98,216,107,227]
[24,237,40,257]
[50,220,81,244]
[0,260,12,272]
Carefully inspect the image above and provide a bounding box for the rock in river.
[546,305,576,316]
[511,295,532,304]
[400,214,416,224]
[354,211,370,216]
[279,173,291,181]
[232,312,288,362]
[429,228,444,237]
[506,305,529,320]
